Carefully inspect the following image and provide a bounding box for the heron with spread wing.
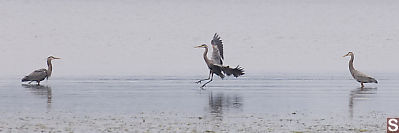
[22,56,61,85]
[343,52,377,88]
[195,33,244,88]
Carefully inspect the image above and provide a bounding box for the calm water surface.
[0,73,398,119]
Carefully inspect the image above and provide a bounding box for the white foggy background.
[0,0,398,77]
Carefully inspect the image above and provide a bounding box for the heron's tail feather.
[372,78,378,84]
[366,77,378,84]
[222,65,245,78]
[21,76,29,82]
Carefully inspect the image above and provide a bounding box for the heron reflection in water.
[348,87,377,118]
[22,84,52,105]
[208,92,243,119]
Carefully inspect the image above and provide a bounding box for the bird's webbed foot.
[200,79,213,88]
[195,79,209,84]
[201,84,207,88]
[200,86,206,90]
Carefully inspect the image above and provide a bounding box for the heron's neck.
[349,54,355,71]
[47,59,52,77]
[203,47,211,65]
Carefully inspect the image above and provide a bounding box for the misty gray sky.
[1,0,398,77]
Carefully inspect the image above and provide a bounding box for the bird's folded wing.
[353,70,377,83]
[27,69,48,78]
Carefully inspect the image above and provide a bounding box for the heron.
[22,56,61,85]
[195,33,245,88]
[343,52,377,88]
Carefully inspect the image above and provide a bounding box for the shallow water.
[0,73,398,132]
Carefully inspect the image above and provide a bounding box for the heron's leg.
[361,83,364,88]
[201,73,214,88]
[196,71,212,84]
[37,81,40,85]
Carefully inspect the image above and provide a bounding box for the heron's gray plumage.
[22,69,48,82]
[21,56,60,85]
[344,52,377,88]
[195,34,244,88]
[211,33,224,65]
[351,70,378,83]
[198,44,244,80]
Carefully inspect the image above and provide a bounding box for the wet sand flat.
[0,73,398,132]
[0,112,388,132]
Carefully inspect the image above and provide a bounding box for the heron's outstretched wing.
[22,69,48,82]
[211,33,224,65]
[221,65,245,78]
[352,70,378,83]
[213,64,245,78]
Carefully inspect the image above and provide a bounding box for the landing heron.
[195,33,245,88]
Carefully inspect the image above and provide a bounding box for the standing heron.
[343,52,377,88]
[195,33,245,88]
[22,56,61,85]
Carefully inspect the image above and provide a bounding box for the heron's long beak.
[53,57,61,59]
[194,45,202,48]
[342,54,349,57]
